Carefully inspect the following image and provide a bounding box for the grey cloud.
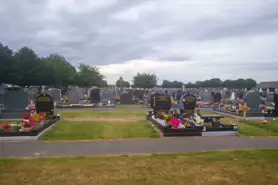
[0,0,278,76]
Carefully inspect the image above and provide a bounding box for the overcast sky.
[1,0,278,84]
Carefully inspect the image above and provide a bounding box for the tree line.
[1,42,257,89]
[0,43,108,88]
[162,78,257,89]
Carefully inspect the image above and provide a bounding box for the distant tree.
[162,80,184,88]
[162,80,172,88]
[13,47,41,86]
[77,63,107,87]
[133,73,158,88]
[39,54,78,87]
[0,43,18,84]
[116,77,130,88]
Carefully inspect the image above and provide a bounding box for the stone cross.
[240,103,250,121]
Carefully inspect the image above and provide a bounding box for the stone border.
[213,110,267,120]
[0,121,59,141]
[202,131,237,136]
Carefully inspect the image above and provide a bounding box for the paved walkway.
[1,137,278,158]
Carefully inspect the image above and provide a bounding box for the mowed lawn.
[1,150,278,185]
[213,114,278,136]
[42,112,159,140]
[238,120,278,136]
[115,105,147,109]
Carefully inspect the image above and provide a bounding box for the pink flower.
[0,121,9,129]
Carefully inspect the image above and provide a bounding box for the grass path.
[1,149,278,185]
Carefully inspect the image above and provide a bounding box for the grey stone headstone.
[28,87,39,102]
[75,88,85,99]
[246,91,261,112]
[266,94,274,103]
[2,90,29,109]
[0,83,5,95]
[202,91,212,102]
[68,91,79,104]
[101,90,112,101]
[49,88,62,104]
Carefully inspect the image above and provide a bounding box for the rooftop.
[257,81,278,89]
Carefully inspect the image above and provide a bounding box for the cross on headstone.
[240,103,250,120]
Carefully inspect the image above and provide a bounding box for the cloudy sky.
[1,0,278,84]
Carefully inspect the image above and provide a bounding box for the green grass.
[115,105,147,109]
[1,150,278,185]
[59,111,146,119]
[199,111,220,116]
[238,120,278,136]
[42,120,159,140]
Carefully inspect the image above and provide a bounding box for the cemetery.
[2,3,278,184]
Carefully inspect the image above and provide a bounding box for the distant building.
[257,81,278,93]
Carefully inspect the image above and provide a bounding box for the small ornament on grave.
[240,103,250,121]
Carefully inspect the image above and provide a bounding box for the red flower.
[23,114,29,119]
[29,116,34,121]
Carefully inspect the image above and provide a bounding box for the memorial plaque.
[183,94,197,111]
[35,93,54,115]
[153,94,171,112]
[90,88,100,104]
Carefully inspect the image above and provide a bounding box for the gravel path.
[1,137,278,158]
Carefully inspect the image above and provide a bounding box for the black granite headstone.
[213,92,222,103]
[120,91,133,105]
[274,94,278,111]
[90,88,100,104]
[153,94,171,112]
[35,93,54,115]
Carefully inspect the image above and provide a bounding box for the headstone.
[68,90,79,104]
[101,90,112,101]
[213,92,222,103]
[120,91,133,104]
[202,91,212,102]
[176,90,182,101]
[274,94,278,111]
[0,83,5,95]
[179,94,197,114]
[1,90,29,109]
[90,88,100,104]
[245,91,261,112]
[152,94,171,112]
[28,87,39,102]
[266,94,274,103]
[49,88,62,105]
[134,90,144,100]
[35,93,54,115]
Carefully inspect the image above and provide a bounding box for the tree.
[116,77,130,88]
[13,47,41,86]
[77,63,107,87]
[133,73,158,88]
[0,43,18,84]
[39,54,78,87]
[162,80,184,88]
